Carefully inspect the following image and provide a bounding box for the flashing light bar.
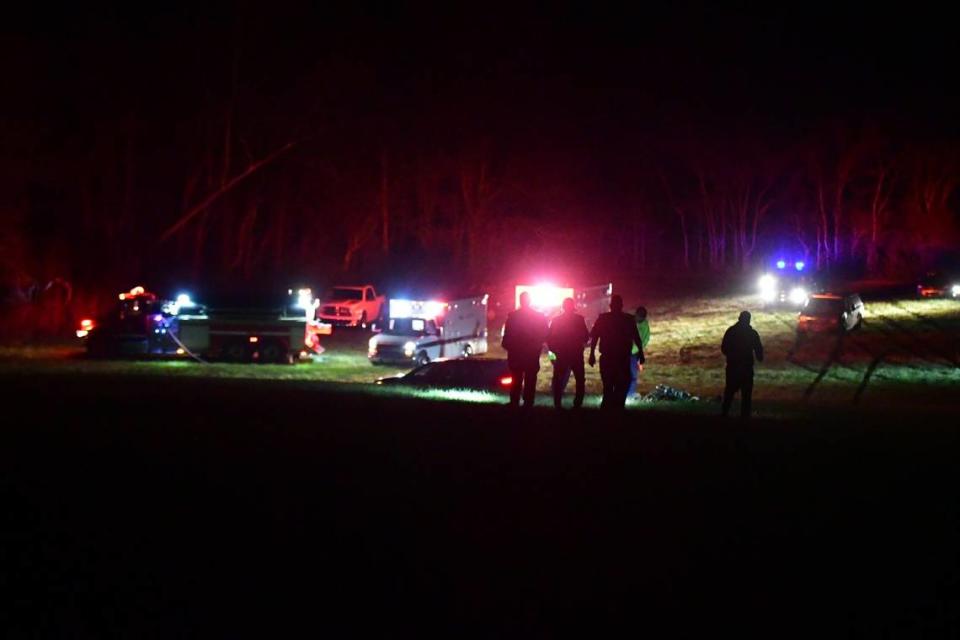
[795,261,805,271]
[119,285,147,301]
[776,260,786,269]
[515,284,575,311]
[163,292,197,316]
[389,299,448,319]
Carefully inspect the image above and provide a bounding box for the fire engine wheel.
[416,351,430,366]
[258,341,284,364]
[224,342,249,362]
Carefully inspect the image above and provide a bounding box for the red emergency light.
[499,375,513,387]
[76,318,95,338]
[514,284,575,312]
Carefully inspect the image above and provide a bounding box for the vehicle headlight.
[952,284,960,298]
[403,341,416,357]
[789,287,808,305]
[758,275,777,301]
[368,336,377,357]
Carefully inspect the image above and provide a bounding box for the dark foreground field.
[2,372,958,637]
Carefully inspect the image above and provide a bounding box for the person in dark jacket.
[720,310,764,418]
[588,294,645,409]
[547,297,589,409]
[501,291,548,408]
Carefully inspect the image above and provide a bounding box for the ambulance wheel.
[416,351,430,366]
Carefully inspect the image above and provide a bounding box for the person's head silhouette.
[562,297,575,314]
[636,306,647,320]
[738,310,751,325]
[518,291,531,309]
[610,294,623,312]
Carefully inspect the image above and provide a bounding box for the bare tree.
[659,171,690,270]
[458,150,500,274]
[866,162,892,271]
[158,140,300,243]
[380,149,390,254]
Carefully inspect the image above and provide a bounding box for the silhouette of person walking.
[721,310,764,419]
[501,291,548,408]
[547,297,589,409]
[589,294,645,409]
[627,305,651,399]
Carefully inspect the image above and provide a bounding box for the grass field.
[2,294,958,414]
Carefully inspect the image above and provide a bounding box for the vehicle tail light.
[249,336,259,343]
[499,375,513,387]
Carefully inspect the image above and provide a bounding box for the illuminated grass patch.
[3,296,958,414]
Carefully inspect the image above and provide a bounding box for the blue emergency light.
[795,261,805,271]
[776,259,786,269]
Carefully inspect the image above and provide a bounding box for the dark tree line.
[3,5,959,337]
[4,111,957,317]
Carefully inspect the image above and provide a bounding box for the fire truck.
[78,286,330,363]
[367,295,488,365]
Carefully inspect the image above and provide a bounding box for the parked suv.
[797,293,864,334]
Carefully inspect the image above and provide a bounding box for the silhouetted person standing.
[628,305,651,399]
[501,291,548,408]
[589,294,645,409]
[547,297,589,409]
[721,310,764,419]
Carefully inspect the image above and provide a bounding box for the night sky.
[11,4,958,133]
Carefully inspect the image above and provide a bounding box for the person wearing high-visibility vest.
[628,306,651,399]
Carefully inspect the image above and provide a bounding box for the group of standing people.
[501,294,764,417]
[501,293,650,410]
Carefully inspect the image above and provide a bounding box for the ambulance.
[368,295,488,366]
